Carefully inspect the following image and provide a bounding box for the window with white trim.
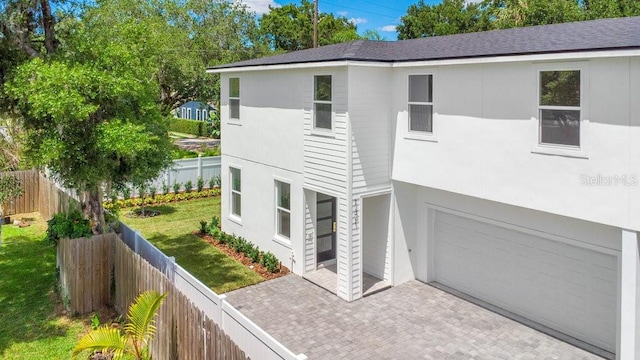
[408,74,433,132]
[230,167,241,217]
[314,75,332,130]
[196,109,201,121]
[181,108,186,119]
[275,181,290,239]
[203,110,208,121]
[187,108,192,120]
[229,78,240,120]
[538,70,581,147]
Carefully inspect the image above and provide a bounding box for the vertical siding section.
[349,66,393,300]
[304,190,316,273]
[303,68,350,300]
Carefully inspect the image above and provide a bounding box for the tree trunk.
[80,188,105,235]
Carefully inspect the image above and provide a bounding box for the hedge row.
[169,118,213,137]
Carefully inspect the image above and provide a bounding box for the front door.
[316,193,336,263]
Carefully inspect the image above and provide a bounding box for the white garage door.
[433,211,617,353]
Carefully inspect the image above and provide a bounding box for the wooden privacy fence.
[58,234,116,315]
[0,170,79,219]
[59,235,250,359]
[0,170,39,215]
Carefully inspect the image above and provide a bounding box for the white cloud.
[349,17,367,25]
[238,0,280,15]
[380,25,397,32]
[337,11,348,17]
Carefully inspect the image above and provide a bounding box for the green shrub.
[185,180,194,193]
[172,182,182,194]
[46,210,93,245]
[197,177,204,192]
[200,147,221,157]
[208,177,215,189]
[171,147,199,159]
[209,216,220,229]
[247,246,260,263]
[169,118,213,137]
[199,221,208,234]
[161,181,170,195]
[121,187,131,200]
[260,252,280,273]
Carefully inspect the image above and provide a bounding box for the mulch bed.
[195,232,290,281]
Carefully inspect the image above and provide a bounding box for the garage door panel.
[432,211,617,353]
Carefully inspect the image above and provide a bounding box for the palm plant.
[72,290,167,360]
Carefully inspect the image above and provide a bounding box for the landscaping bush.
[185,180,194,193]
[171,147,199,159]
[209,216,220,230]
[246,245,260,263]
[149,186,157,199]
[169,118,213,137]
[199,221,208,234]
[161,181,170,195]
[172,182,182,194]
[121,187,131,200]
[260,252,280,273]
[46,210,92,245]
[103,188,221,211]
[197,177,204,192]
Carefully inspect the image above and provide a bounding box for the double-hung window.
[408,74,433,133]
[275,181,290,239]
[314,75,332,130]
[230,167,241,218]
[196,109,201,121]
[538,70,581,147]
[229,78,240,120]
[187,108,192,120]
[181,108,186,119]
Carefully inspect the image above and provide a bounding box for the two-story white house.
[209,17,640,359]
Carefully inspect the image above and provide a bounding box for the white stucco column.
[619,228,639,359]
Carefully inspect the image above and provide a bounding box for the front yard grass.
[120,197,263,294]
[0,217,86,359]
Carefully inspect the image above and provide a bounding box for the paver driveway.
[225,275,604,360]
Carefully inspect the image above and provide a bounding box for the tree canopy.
[398,0,640,39]
[260,0,360,52]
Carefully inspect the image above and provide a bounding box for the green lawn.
[0,219,86,359]
[120,197,263,293]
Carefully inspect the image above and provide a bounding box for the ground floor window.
[275,181,290,238]
[230,167,241,217]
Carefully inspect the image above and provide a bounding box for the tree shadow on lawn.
[0,233,73,356]
[143,233,263,294]
[124,204,178,217]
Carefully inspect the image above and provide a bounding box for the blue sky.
[241,0,444,40]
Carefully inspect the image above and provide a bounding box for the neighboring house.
[175,101,216,121]
[209,17,640,358]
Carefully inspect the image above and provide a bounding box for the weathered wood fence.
[58,234,250,360]
[0,169,79,219]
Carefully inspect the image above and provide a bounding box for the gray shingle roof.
[209,16,640,71]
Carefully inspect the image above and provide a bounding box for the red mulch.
[195,232,290,281]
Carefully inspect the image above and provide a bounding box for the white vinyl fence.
[118,222,307,360]
[128,156,221,197]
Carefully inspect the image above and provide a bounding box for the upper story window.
[314,75,332,130]
[408,74,433,133]
[230,167,241,218]
[275,181,290,239]
[539,70,581,147]
[229,77,240,120]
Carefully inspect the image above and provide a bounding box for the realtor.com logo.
[579,174,639,186]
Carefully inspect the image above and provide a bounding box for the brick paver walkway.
[225,275,604,360]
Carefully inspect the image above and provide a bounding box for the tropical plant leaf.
[71,326,128,359]
[124,290,167,351]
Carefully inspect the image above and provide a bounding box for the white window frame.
[187,108,192,120]
[229,77,240,121]
[196,109,201,121]
[229,166,242,221]
[274,179,291,245]
[532,62,589,159]
[313,75,333,132]
[202,109,208,122]
[181,108,186,119]
[406,73,437,142]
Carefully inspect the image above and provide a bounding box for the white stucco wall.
[391,56,640,232]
